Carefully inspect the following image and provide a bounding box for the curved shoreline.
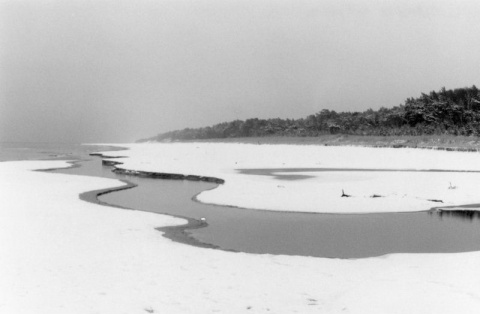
[41,156,230,252]
[92,152,480,215]
[91,152,225,183]
[79,180,228,251]
[36,150,480,258]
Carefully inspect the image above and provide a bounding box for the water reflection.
[430,210,480,221]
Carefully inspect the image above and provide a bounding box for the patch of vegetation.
[173,134,480,150]
[139,86,480,142]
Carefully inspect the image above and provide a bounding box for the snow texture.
[2,144,480,313]
[101,143,480,213]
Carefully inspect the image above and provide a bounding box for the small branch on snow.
[448,182,457,189]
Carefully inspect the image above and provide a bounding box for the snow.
[100,143,480,213]
[2,145,480,313]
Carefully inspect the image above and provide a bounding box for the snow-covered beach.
[104,143,480,213]
[2,143,480,313]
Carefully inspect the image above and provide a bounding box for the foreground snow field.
[102,143,480,213]
[1,144,480,313]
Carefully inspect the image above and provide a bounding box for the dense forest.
[140,86,480,142]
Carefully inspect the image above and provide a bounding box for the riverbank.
[41,157,223,252]
[2,156,480,313]
[55,153,480,258]
[98,142,480,213]
[78,177,221,250]
[173,134,480,151]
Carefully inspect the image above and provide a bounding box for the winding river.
[3,142,480,259]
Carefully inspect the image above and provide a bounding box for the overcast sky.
[1,0,479,143]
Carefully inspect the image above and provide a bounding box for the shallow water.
[98,176,480,258]
[238,167,480,181]
[0,142,121,162]
[58,152,480,259]
[4,143,480,258]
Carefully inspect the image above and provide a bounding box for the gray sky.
[1,0,479,143]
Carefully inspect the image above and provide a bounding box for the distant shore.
[174,135,480,151]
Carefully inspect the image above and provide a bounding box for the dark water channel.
[3,143,480,259]
[55,153,480,259]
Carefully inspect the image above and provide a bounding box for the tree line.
[140,86,480,142]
